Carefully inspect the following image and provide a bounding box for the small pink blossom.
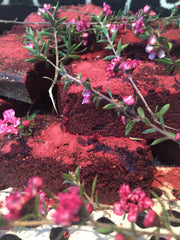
[106,57,123,75]
[0,109,20,135]
[106,23,117,37]
[143,5,150,14]
[131,16,144,35]
[26,176,43,197]
[52,187,83,226]
[26,42,34,49]
[118,22,125,32]
[76,18,90,32]
[143,209,156,227]
[103,2,112,16]
[82,32,89,46]
[123,95,135,105]
[121,116,126,125]
[149,10,156,17]
[82,89,92,104]
[119,59,141,71]
[175,133,180,141]
[115,233,124,240]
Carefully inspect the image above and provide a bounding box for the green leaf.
[137,107,145,118]
[159,104,170,115]
[151,137,167,145]
[158,113,165,130]
[67,54,81,60]
[103,55,115,61]
[144,117,151,126]
[142,128,156,134]
[156,57,173,65]
[103,103,117,109]
[121,43,129,51]
[105,44,112,50]
[125,121,136,135]
[62,173,74,183]
[27,113,36,121]
[91,175,97,201]
[103,15,108,27]
[75,166,80,184]
[44,40,50,57]
[96,227,114,234]
[25,57,39,63]
[166,131,176,138]
[111,28,118,43]
[97,39,107,43]
[116,39,121,57]
[107,87,113,99]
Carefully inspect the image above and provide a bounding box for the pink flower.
[52,187,83,226]
[118,183,131,198]
[5,191,26,220]
[115,233,124,240]
[82,89,92,104]
[143,5,150,14]
[106,57,123,75]
[38,3,51,16]
[103,2,112,16]
[119,59,141,71]
[82,32,89,46]
[76,18,90,32]
[123,95,135,105]
[121,116,126,125]
[143,209,156,227]
[26,176,43,197]
[118,22,125,32]
[26,42,34,49]
[106,23,117,37]
[0,109,20,135]
[131,17,144,34]
[113,202,126,216]
[23,120,30,127]
[175,133,180,141]
[145,35,165,60]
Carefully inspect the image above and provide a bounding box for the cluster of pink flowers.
[106,57,123,75]
[131,16,144,35]
[38,3,52,16]
[103,2,112,16]
[82,89,92,104]
[113,184,155,226]
[76,18,90,32]
[119,59,141,71]
[5,177,45,220]
[52,186,83,226]
[0,109,20,135]
[136,5,156,18]
[145,35,165,60]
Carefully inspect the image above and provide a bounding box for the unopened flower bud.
[86,202,93,214]
[23,120,30,127]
